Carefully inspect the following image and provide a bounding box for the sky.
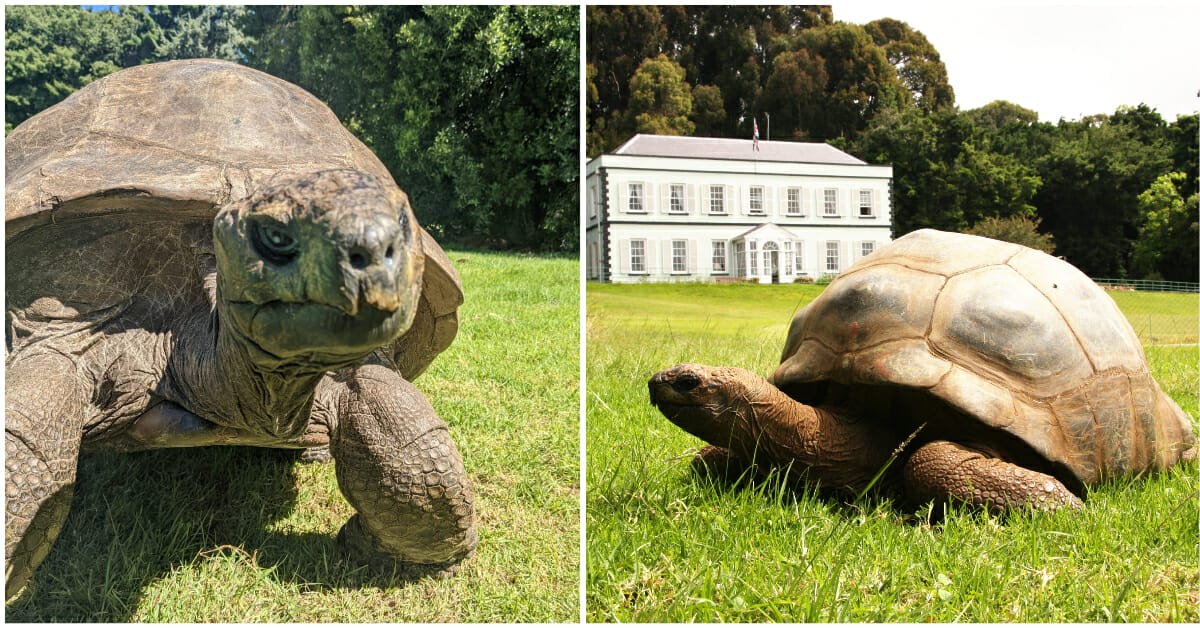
[831,0,1200,122]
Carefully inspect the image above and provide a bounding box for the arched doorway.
[763,241,780,284]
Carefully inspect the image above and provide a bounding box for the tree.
[150,5,253,61]
[689,84,726,136]
[755,49,827,139]
[1130,172,1199,281]
[862,18,954,112]
[1034,118,1172,276]
[787,22,909,141]
[628,54,694,136]
[964,100,1038,133]
[585,5,667,155]
[966,215,1055,254]
[5,5,161,130]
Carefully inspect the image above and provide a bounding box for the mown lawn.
[586,281,1199,622]
[7,251,580,622]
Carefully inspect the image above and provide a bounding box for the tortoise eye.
[672,373,702,393]
[250,219,298,265]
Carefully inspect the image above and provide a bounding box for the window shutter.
[840,241,849,271]
[764,186,774,216]
[687,184,696,214]
[659,183,670,215]
[618,240,630,274]
[618,182,628,214]
[688,240,698,274]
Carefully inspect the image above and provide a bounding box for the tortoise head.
[649,363,769,448]
[213,168,423,367]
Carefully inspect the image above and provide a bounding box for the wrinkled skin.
[6,169,476,600]
[649,363,1083,513]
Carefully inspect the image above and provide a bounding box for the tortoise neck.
[732,383,893,494]
[167,300,328,440]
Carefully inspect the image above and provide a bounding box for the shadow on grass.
[6,446,441,622]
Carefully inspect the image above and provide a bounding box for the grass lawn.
[586,281,1199,622]
[7,251,580,622]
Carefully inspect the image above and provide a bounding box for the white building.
[585,134,893,283]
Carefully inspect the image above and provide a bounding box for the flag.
[753,118,760,151]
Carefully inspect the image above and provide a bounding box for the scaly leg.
[6,353,85,600]
[324,364,476,577]
[903,440,1082,515]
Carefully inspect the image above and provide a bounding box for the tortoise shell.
[771,229,1195,486]
[5,59,460,378]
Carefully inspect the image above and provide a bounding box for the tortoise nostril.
[385,244,394,261]
[672,373,702,393]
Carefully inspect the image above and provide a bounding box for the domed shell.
[5,59,460,378]
[770,229,1195,486]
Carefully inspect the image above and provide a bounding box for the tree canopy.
[6,5,579,253]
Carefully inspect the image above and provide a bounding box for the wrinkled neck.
[165,298,329,439]
[730,381,893,493]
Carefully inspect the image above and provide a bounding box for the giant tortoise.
[6,59,475,599]
[650,229,1196,513]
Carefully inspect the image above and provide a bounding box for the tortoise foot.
[337,514,476,580]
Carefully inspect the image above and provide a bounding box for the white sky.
[831,0,1200,122]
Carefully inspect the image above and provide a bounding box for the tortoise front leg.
[903,440,1082,514]
[6,353,86,600]
[322,364,476,576]
[690,444,762,485]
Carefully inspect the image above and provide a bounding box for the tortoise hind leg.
[903,440,1081,515]
[322,363,476,577]
[6,353,86,600]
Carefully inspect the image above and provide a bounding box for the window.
[749,186,764,214]
[589,185,599,218]
[709,185,725,214]
[783,241,793,274]
[823,189,839,216]
[712,240,727,273]
[861,241,875,258]
[628,183,644,212]
[825,241,840,272]
[794,241,805,273]
[749,240,759,275]
[630,239,646,273]
[734,241,745,275]
[669,184,686,213]
[671,239,688,273]
[859,190,874,217]
[786,187,802,216]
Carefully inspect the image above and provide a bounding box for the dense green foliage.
[586,6,1198,280]
[6,5,579,252]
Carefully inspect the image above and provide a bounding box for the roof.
[611,133,867,165]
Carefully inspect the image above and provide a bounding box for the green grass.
[586,282,1199,622]
[7,251,580,622]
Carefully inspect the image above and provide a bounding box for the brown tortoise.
[650,229,1196,513]
[6,59,475,600]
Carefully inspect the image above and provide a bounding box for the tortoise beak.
[334,216,423,317]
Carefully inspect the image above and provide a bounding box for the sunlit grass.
[586,281,1198,622]
[7,251,580,622]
